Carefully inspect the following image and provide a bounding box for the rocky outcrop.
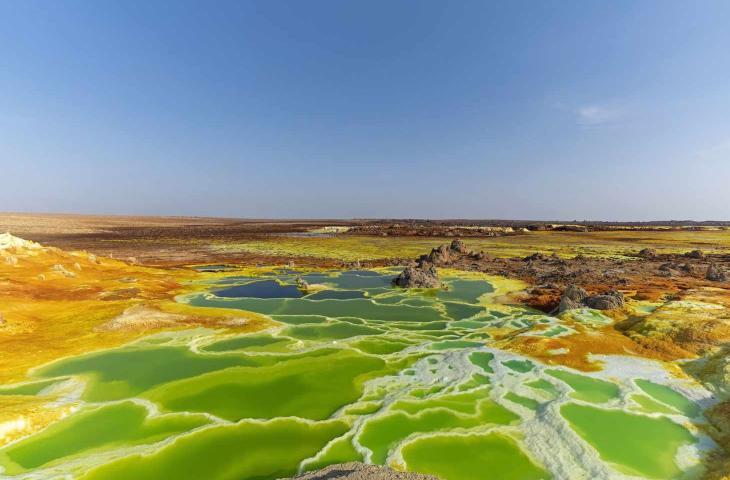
[450,238,468,254]
[424,239,469,264]
[426,244,451,264]
[558,285,624,312]
[707,264,728,282]
[289,462,439,479]
[681,263,699,275]
[399,238,730,314]
[470,250,489,260]
[393,259,441,289]
[583,290,625,310]
[558,284,588,312]
[295,276,310,291]
[523,253,550,262]
[659,262,700,277]
[685,249,705,259]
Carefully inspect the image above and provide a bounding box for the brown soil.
[3,213,728,267]
[0,213,358,266]
[346,222,519,237]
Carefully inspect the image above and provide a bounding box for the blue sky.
[1,1,729,220]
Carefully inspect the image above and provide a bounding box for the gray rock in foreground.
[707,263,727,282]
[558,284,588,312]
[558,284,624,312]
[393,260,440,289]
[287,462,439,480]
[583,290,625,310]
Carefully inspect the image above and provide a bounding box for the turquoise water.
[214,280,303,298]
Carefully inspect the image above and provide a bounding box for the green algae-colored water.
[0,402,210,474]
[561,404,696,478]
[635,379,701,417]
[546,368,620,404]
[0,269,713,479]
[401,432,548,480]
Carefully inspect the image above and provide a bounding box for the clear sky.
[1,1,729,220]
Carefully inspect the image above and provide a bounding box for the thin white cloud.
[575,105,624,127]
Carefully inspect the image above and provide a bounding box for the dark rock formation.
[685,249,705,259]
[470,250,488,260]
[559,285,624,312]
[424,239,470,264]
[680,263,698,275]
[523,253,550,262]
[584,290,625,310]
[638,248,658,258]
[450,238,468,254]
[707,264,727,282]
[658,262,683,277]
[393,260,441,288]
[660,262,699,277]
[426,244,451,264]
[558,284,588,312]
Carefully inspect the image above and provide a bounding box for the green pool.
[0,269,712,480]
